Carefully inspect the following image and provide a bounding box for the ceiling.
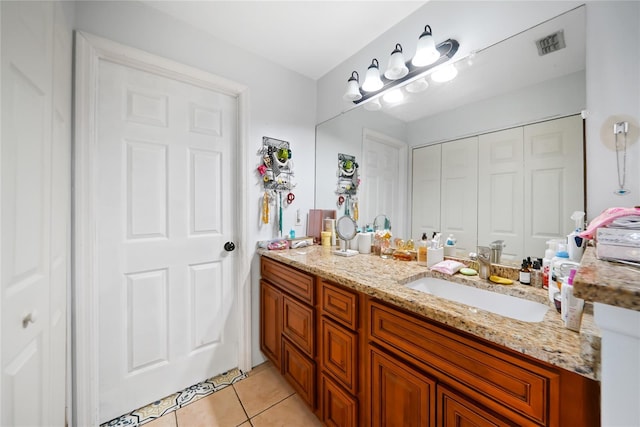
[143,1,427,80]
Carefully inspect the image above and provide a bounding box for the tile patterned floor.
[102,362,321,427]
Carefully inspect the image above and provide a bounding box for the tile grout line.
[243,392,297,423]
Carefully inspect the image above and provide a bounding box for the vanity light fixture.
[431,63,458,82]
[382,88,404,104]
[343,25,459,105]
[405,77,429,93]
[343,71,362,101]
[362,59,384,92]
[384,44,409,80]
[412,25,439,67]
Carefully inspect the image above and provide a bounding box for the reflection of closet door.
[411,144,441,240]
[524,115,583,257]
[478,128,524,262]
[441,137,478,256]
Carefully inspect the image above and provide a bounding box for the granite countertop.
[573,246,640,311]
[259,246,600,380]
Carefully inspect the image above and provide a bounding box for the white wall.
[585,1,640,219]
[74,0,318,367]
[407,71,586,146]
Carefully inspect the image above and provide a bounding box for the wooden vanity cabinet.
[319,279,363,427]
[366,298,600,427]
[260,257,599,427]
[259,258,317,410]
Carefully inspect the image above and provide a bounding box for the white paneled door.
[96,59,239,422]
[1,2,71,426]
[361,129,408,237]
[478,127,525,262]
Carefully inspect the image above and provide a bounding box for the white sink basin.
[405,277,549,323]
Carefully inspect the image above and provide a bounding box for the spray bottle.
[567,211,586,262]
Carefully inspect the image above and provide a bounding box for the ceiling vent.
[535,30,566,56]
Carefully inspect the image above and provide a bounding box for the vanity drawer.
[282,294,315,357]
[367,299,558,426]
[261,257,315,304]
[321,280,358,330]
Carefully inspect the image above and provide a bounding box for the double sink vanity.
[259,247,600,427]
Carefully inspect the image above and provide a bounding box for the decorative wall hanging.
[257,137,295,236]
[336,153,359,221]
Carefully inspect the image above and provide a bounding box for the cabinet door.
[282,338,316,409]
[441,137,478,256]
[322,318,357,394]
[322,373,358,427]
[411,144,441,240]
[438,385,513,427]
[370,346,436,427]
[260,280,282,367]
[282,294,315,357]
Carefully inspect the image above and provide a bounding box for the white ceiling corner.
[141,0,427,80]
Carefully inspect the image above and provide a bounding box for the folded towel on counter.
[579,207,640,239]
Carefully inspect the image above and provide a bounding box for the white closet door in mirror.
[441,137,478,257]
[478,127,524,262]
[524,115,584,258]
[411,144,441,241]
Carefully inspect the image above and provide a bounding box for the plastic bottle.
[542,241,556,290]
[548,243,569,303]
[567,211,586,262]
[417,232,428,266]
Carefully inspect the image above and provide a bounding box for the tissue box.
[427,247,444,268]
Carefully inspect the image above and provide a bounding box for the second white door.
[96,59,239,422]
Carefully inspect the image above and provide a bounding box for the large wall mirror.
[315,6,586,263]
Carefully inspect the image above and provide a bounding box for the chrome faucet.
[489,240,506,264]
[476,246,492,279]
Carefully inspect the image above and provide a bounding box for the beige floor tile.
[175,386,247,427]
[247,360,273,377]
[233,365,294,418]
[250,395,321,427]
[238,422,252,427]
[144,413,177,427]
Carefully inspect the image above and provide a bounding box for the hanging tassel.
[353,200,359,222]
[262,191,270,224]
[278,191,283,237]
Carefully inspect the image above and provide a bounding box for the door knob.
[224,241,236,252]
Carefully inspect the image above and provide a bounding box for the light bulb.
[384,44,409,80]
[362,59,384,92]
[431,64,458,82]
[383,89,404,104]
[412,25,440,67]
[343,71,362,101]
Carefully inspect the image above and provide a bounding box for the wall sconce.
[343,25,459,105]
